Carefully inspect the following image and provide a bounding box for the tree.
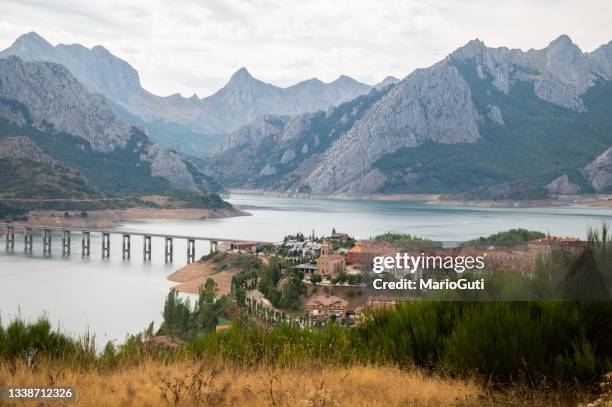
[161,289,192,338]
[199,278,217,307]
[310,273,322,284]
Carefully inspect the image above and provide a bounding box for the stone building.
[306,295,348,319]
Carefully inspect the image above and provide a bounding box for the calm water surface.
[1,193,612,346]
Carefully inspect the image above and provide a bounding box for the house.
[306,295,348,319]
[346,240,395,265]
[230,241,260,251]
[218,241,262,252]
[527,236,588,256]
[294,263,318,275]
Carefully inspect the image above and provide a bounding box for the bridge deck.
[0,222,271,244]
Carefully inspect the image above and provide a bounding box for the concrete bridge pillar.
[122,234,131,259]
[209,240,218,254]
[62,230,71,255]
[187,239,196,264]
[81,231,91,256]
[24,227,33,252]
[43,229,52,254]
[5,225,15,249]
[143,235,152,261]
[164,237,173,263]
[102,233,110,258]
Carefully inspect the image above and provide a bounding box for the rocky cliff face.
[216,114,289,152]
[583,148,612,192]
[0,56,132,153]
[142,144,198,190]
[304,62,480,193]
[546,175,580,195]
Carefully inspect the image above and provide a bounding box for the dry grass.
[1,360,602,406]
[168,260,238,295]
[1,360,486,406]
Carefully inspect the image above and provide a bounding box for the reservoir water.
[1,193,612,346]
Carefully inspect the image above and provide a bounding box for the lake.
[1,193,612,347]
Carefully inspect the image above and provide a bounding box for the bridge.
[1,222,270,263]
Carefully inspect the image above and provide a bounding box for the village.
[166,226,590,329]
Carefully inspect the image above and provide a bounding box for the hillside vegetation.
[0,301,609,406]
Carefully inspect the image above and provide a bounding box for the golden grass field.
[2,360,606,407]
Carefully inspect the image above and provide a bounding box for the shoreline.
[0,206,250,233]
[229,188,612,208]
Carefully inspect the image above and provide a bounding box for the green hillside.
[0,157,97,199]
[0,118,173,194]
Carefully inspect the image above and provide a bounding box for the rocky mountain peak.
[299,78,325,87]
[544,34,584,70]
[91,44,109,52]
[450,38,488,61]
[375,76,400,90]
[228,67,256,85]
[7,32,55,62]
[12,31,52,49]
[331,75,361,86]
[548,34,574,49]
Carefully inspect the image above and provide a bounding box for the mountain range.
[0,32,376,155]
[206,35,612,197]
[2,32,612,199]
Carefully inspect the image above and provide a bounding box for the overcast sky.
[1,0,611,97]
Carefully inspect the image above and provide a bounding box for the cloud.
[0,0,610,97]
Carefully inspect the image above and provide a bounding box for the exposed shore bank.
[167,256,239,295]
[0,206,250,233]
[229,188,612,208]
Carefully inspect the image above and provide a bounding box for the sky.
[0,0,611,98]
